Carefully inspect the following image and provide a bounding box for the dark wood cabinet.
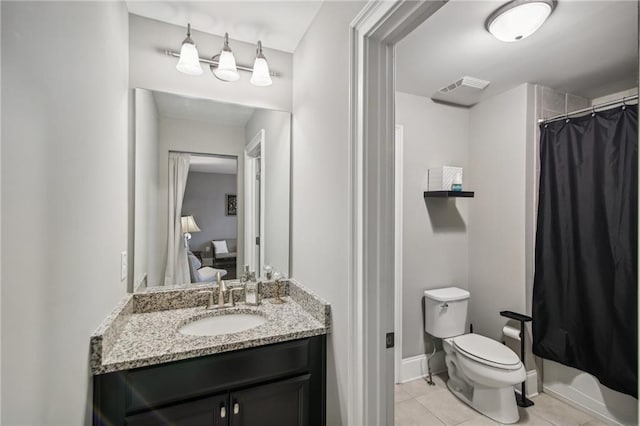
[125,394,226,426]
[230,375,310,426]
[94,335,325,426]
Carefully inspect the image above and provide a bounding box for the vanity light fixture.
[176,24,203,75]
[212,33,240,82]
[169,26,277,86]
[250,41,273,87]
[485,0,556,42]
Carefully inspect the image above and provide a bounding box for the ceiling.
[153,91,256,126]
[126,1,323,53]
[396,0,638,104]
[189,155,237,174]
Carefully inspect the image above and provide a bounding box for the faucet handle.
[229,287,244,307]
[198,289,215,309]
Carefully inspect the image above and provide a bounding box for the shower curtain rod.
[538,94,638,124]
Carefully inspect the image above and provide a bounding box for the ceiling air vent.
[432,76,491,107]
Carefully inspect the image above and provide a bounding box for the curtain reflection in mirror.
[165,153,191,285]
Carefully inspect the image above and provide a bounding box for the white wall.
[467,84,533,341]
[245,109,291,276]
[292,2,365,424]
[182,172,238,252]
[134,88,160,289]
[154,116,246,285]
[395,92,470,358]
[129,14,293,112]
[0,3,3,418]
[1,2,129,424]
[592,87,638,105]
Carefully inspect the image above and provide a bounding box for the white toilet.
[424,287,525,424]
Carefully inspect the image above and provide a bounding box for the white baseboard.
[399,352,447,383]
[543,384,633,426]
[514,370,539,398]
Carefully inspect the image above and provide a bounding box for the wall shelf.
[424,191,475,198]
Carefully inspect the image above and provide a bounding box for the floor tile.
[528,394,594,426]
[580,420,612,426]
[395,398,446,426]
[395,385,413,403]
[514,407,555,426]
[456,413,501,426]
[415,390,478,425]
[395,376,603,426]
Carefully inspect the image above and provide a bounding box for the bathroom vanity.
[91,280,330,426]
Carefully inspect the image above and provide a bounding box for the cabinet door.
[230,375,309,426]
[125,394,229,426]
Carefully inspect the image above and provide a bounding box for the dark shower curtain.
[532,104,638,398]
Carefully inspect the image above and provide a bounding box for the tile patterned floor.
[395,374,609,426]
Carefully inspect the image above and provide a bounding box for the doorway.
[351,1,639,425]
[244,129,266,276]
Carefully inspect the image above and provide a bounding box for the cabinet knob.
[233,402,240,414]
[220,406,226,418]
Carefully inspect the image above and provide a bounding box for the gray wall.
[292,2,365,424]
[182,172,238,252]
[396,91,470,358]
[1,2,129,423]
[467,83,533,342]
[245,109,291,276]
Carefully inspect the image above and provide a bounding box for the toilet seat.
[453,334,521,370]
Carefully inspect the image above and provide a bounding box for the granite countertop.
[90,280,331,374]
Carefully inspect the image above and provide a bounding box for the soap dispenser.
[451,172,463,191]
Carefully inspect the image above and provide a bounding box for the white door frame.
[394,124,404,384]
[244,130,266,274]
[348,2,446,424]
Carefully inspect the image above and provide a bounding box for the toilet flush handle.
[441,302,448,308]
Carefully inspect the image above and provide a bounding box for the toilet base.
[472,384,520,424]
[443,336,523,424]
[447,381,520,424]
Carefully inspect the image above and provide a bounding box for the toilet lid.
[453,334,521,370]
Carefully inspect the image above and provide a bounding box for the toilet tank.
[424,287,470,338]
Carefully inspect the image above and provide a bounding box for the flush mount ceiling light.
[168,24,276,87]
[485,0,556,42]
[176,23,203,75]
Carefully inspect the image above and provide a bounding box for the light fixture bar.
[164,50,278,77]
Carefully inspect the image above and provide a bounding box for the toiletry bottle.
[245,280,261,306]
[451,172,463,191]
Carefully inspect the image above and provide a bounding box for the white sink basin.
[179,313,266,336]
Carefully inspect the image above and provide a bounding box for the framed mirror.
[133,88,291,290]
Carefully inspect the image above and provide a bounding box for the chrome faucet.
[199,273,247,309]
[216,271,227,308]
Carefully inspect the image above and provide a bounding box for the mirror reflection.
[134,89,291,290]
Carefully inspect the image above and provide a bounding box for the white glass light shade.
[487,1,553,42]
[181,215,201,233]
[250,57,273,87]
[176,42,203,75]
[214,50,240,82]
